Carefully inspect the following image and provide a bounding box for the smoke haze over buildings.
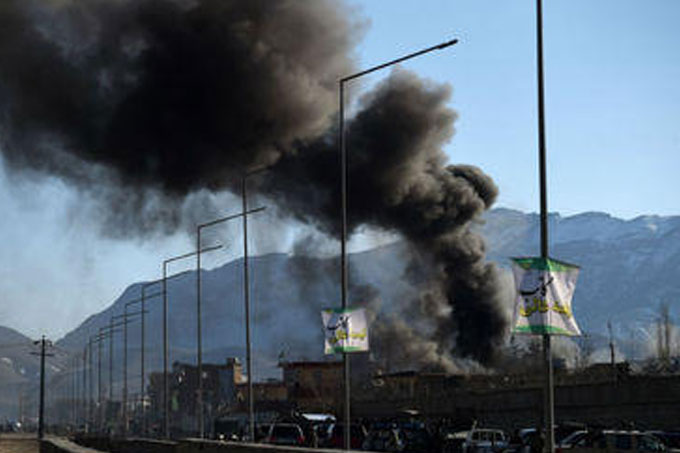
[0,0,507,364]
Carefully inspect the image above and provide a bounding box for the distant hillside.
[0,326,72,418]
[3,208,678,415]
[55,209,680,373]
[56,244,417,384]
[479,208,680,344]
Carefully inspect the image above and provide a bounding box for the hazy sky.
[1,0,678,340]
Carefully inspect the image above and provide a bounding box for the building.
[280,355,372,413]
[281,360,343,412]
[147,357,244,433]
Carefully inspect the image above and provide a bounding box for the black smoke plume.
[0,0,507,363]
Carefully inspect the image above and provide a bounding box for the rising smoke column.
[268,71,507,363]
[0,0,507,363]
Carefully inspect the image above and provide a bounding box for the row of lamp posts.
[57,172,265,439]
[44,10,554,447]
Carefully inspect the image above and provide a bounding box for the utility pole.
[31,336,54,439]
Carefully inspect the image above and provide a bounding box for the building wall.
[353,371,680,430]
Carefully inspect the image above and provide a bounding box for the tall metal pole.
[82,348,87,430]
[242,176,254,442]
[163,245,222,439]
[140,283,155,436]
[536,0,554,451]
[74,356,79,427]
[109,318,114,426]
[339,38,457,450]
[136,282,163,435]
[89,339,94,432]
[141,290,146,435]
[70,357,75,428]
[123,306,129,436]
[339,80,351,451]
[196,227,204,439]
[195,207,264,440]
[38,336,47,440]
[97,335,103,432]
[162,262,169,439]
[121,282,161,435]
[112,310,141,436]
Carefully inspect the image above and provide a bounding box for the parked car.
[441,430,470,453]
[362,426,405,452]
[567,430,667,453]
[558,431,589,449]
[401,425,435,453]
[463,429,509,453]
[327,423,367,449]
[264,423,306,446]
[646,432,680,453]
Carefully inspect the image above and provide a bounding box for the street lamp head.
[437,38,459,49]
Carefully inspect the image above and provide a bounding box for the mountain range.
[1,208,678,417]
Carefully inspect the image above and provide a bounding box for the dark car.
[401,425,435,453]
[362,427,405,452]
[327,423,368,449]
[264,423,306,446]
[647,432,680,452]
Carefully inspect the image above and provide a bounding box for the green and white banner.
[511,257,581,336]
[321,307,369,354]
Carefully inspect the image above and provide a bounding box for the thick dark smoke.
[267,72,507,362]
[0,0,507,363]
[0,0,357,228]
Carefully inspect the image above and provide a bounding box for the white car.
[463,429,509,453]
[568,430,666,453]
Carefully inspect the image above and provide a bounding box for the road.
[0,434,38,453]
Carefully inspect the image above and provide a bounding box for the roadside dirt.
[0,434,38,453]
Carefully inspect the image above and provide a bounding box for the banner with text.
[322,307,369,354]
[511,257,581,336]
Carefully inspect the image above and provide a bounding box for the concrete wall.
[71,437,356,453]
[176,439,352,453]
[41,437,106,453]
[74,436,178,453]
[355,373,680,430]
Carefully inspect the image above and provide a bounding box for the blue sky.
[1,0,679,339]
[350,0,680,218]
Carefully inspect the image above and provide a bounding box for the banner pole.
[536,0,555,450]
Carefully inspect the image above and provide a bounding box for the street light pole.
[241,169,267,441]
[112,310,142,436]
[97,323,123,433]
[121,281,163,435]
[162,245,222,439]
[196,205,265,439]
[338,38,457,450]
[535,0,554,451]
[109,318,114,411]
[82,348,87,430]
[88,338,95,432]
[94,331,106,432]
